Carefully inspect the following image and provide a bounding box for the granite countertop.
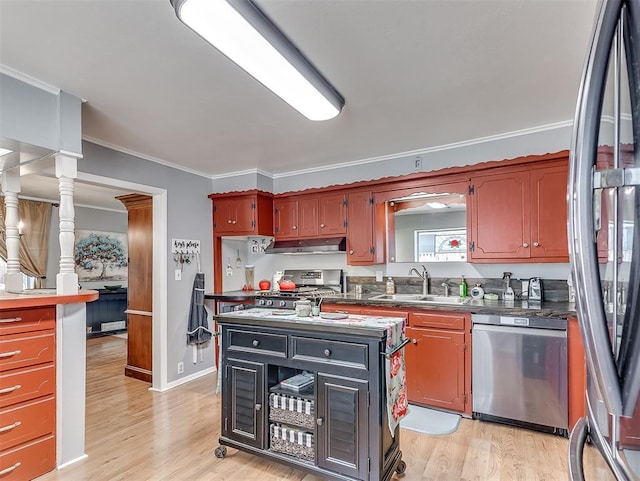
[207,291,576,319]
[215,307,405,338]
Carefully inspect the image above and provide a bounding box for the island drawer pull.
[316,417,324,426]
[0,421,21,433]
[0,462,21,475]
[323,349,331,357]
[0,350,21,359]
[255,403,262,411]
[252,339,260,347]
[0,384,21,394]
[0,317,22,323]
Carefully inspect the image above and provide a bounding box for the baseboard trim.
[150,366,217,392]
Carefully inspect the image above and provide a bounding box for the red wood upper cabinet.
[273,198,299,239]
[298,197,319,237]
[210,191,273,236]
[529,163,569,258]
[317,193,347,236]
[469,159,569,262]
[346,190,385,265]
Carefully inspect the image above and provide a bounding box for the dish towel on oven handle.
[385,319,408,436]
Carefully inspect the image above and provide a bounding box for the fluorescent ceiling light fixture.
[170,0,344,121]
[426,202,448,209]
[0,148,13,156]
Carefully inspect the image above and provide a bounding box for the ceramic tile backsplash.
[346,276,569,302]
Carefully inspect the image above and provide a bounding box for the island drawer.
[0,396,55,452]
[0,364,55,409]
[291,337,368,369]
[0,332,55,373]
[227,329,287,358]
[0,434,55,481]
[0,308,55,336]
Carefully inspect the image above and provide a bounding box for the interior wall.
[45,206,128,290]
[78,140,215,384]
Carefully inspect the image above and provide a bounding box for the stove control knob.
[257,299,265,306]
[279,300,286,307]
[266,299,273,306]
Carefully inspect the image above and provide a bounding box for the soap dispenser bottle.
[385,277,395,294]
[459,276,467,298]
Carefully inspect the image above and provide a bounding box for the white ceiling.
[0,0,598,209]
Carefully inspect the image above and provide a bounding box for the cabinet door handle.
[349,250,354,255]
[292,225,297,230]
[0,385,21,394]
[412,338,417,344]
[316,417,324,426]
[0,350,21,358]
[320,223,325,228]
[252,340,260,347]
[227,220,233,224]
[0,317,22,323]
[0,463,21,476]
[0,421,21,433]
[255,403,262,411]
[533,242,539,247]
[523,242,529,248]
[323,349,331,357]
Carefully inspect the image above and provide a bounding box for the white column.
[2,170,23,292]
[56,154,79,295]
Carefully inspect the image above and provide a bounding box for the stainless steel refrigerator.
[568,0,640,479]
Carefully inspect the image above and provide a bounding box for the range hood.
[265,237,347,255]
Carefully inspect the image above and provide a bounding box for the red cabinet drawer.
[409,311,467,330]
[0,365,55,409]
[0,308,55,336]
[0,332,55,372]
[0,396,55,451]
[0,434,55,480]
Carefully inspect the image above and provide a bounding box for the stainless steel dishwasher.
[472,314,568,434]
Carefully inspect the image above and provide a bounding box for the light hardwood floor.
[35,335,615,481]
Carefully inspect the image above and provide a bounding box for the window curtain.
[0,198,52,288]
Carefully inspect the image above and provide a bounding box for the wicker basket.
[269,423,315,462]
[269,393,315,430]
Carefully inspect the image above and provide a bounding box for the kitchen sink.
[370,293,470,305]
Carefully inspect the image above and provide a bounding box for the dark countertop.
[206,291,576,319]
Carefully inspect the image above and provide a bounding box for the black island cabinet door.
[316,373,369,479]
[223,359,265,450]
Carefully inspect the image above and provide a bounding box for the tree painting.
[74,231,128,281]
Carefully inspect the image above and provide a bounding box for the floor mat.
[400,404,461,436]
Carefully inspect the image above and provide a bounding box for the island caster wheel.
[395,459,407,475]
[214,446,227,458]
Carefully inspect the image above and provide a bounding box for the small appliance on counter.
[528,277,543,301]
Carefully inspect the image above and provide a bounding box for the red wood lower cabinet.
[405,311,471,415]
[405,326,466,413]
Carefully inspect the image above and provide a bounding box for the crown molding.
[0,65,60,95]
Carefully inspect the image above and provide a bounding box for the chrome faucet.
[441,282,450,297]
[409,265,429,295]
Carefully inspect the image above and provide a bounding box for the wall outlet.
[175,269,181,281]
[414,155,422,171]
[177,361,184,374]
[375,271,383,282]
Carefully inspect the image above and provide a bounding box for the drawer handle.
[316,417,324,426]
[0,462,21,476]
[0,385,21,395]
[533,242,540,247]
[0,317,22,323]
[0,421,21,433]
[323,349,331,357]
[412,338,417,344]
[523,242,529,248]
[0,350,21,359]
[252,339,260,347]
[255,403,262,411]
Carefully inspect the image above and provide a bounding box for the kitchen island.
[0,289,98,480]
[215,308,408,481]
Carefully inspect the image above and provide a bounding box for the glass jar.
[294,299,312,317]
